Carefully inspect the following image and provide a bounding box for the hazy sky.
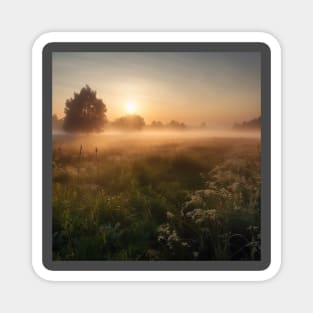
[52,52,260,128]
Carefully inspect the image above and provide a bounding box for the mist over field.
[53,129,260,149]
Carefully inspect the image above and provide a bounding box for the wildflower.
[166,211,174,219]
[168,230,179,242]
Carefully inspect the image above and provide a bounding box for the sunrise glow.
[125,101,137,114]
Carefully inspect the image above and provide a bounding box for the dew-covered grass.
[52,132,261,261]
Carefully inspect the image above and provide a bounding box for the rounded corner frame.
[32,32,281,282]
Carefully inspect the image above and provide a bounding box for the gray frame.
[43,42,271,271]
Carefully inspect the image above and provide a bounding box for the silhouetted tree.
[63,85,107,133]
[52,114,58,126]
[150,120,164,129]
[112,114,145,130]
[233,117,261,130]
[52,114,64,131]
[200,122,207,128]
[167,120,186,129]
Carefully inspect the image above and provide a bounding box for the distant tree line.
[233,117,261,130]
[111,114,145,130]
[150,120,186,130]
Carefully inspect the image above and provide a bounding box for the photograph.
[51,51,262,261]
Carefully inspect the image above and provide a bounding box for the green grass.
[52,133,261,261]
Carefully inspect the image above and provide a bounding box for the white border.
[32,32,281,281]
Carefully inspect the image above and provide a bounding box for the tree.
[167,120,186,129]
[150,120,164,129]
[233,117,261,130]
[52,114,58,125]
[52,114,64,131]
[63,85,107,133]
[112,114,145,130]
[200,121,207,128]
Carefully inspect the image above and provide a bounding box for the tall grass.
[52,134,260,261]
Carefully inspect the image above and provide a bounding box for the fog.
[53,129,260,154]
[53,128,260,139]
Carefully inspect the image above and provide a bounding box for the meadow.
[52,131,261,261]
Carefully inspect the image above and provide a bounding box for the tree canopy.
[63,85,107,133]
[167,120,186,129]
[112,114,146,130]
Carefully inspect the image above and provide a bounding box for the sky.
[52,52,261,128]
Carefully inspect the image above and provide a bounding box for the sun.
[125,101,137,114]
